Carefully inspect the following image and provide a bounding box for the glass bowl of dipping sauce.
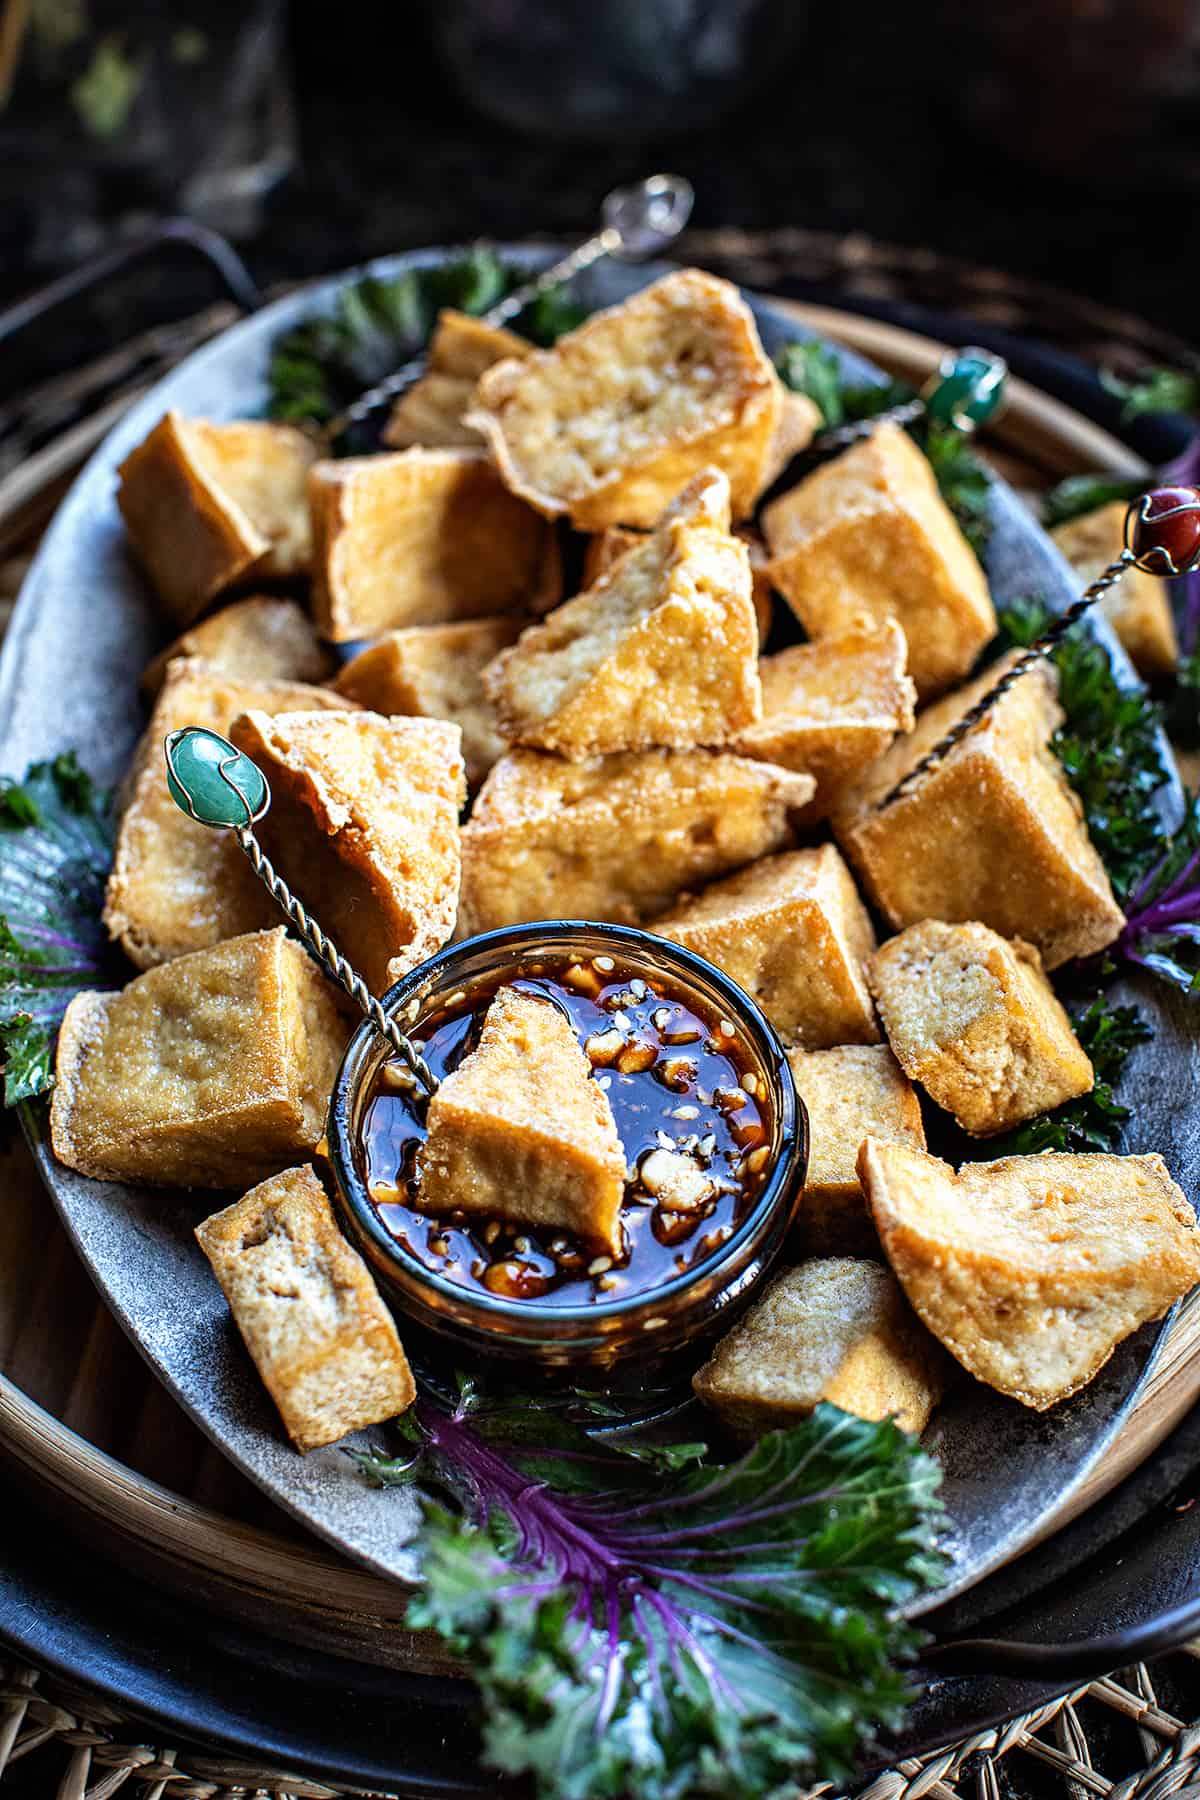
[326,921,807,1377]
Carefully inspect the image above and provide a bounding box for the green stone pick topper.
[164,726,270,829]
[922,346,1008,433]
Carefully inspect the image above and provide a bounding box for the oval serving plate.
[0,246,1189,1617]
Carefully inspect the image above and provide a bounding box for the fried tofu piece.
[466,270,781,528]
[869,920,1094,1136]
[460,749,812,933]
[104,659,356,970]
[693,1258,943,1436]
[309,447,560,641]
[334,616,520,786]
[1052,501,1178,678]
[230,710,466,995]
[860,1139,1200,1409]
[484,470,761,759]
[653,845,879,1048]
[418,986,626,1255]
[141,596,334,701]
[762,423,996,698]
[787,1044,925,1254]
[833,657,1124,969]
[582,520,774,644]
[50,929,347,1189]
[117,412,317,626]
[735,618,916,815]
[382,309,531,450]
[761,389,822,488]
[196,1166,415,1452]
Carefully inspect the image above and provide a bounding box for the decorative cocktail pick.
[163,726,437,1095]
[326,172,695,442]
[880,486,1200,810]
[813,344,1008,453]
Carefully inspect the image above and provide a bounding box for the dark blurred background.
[1,0,1198,391]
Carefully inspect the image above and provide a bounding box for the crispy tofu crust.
[760,388,821,488]
[582,521,774,644]
[418,986,626,1255]
[334,616,520,786]
[460,748,813,934]
[117,412,317,626]
[140,596,334,701]
[652,845,879,1048]
[104,659,356,970]
[693,1258,944,1437]
[196,1165,415,1452]
[382,309,532,450]
[1052,501,1178,678]
[484,469,761,759]
[787,1044,925,1255]
[833,656,1125,969]
[735,617,917,815]
[869,920,1094,1136]
[230,709,466,995]
[761,423,996,698]
[466,270,781,528]
[309,447,561,641]
[860,1139,1200,1410]
[50,929,347,1189]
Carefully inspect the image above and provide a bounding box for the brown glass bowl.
[325,920,807,1379]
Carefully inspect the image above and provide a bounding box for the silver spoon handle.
[235,824,437,1096]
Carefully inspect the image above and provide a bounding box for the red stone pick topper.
[1126,485,1200,577]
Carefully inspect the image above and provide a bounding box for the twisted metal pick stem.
[235,826,437,1095]
[879,549,1136,811]
[327,226,621,438]
[813,395,926,453]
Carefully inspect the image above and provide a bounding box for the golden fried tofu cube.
[309,447,560,641]
[117,412,317,626]
[860,1139,1200,1410]
[418,986,626,1255]
[787,1044,925,1255]
[466,270,781,528]
[869,919,1094,1136]
[382,309,531,450]
[735,618,916,816]
[50,929,347,1189]
[484,470,760,759]
[230,710,466,995]
[760,388,821,488]
[761,423,996,698]
[460,749,813,934]
[833,657,1124,969]
[582,519,774,644]
[1052,501,1178,678]
[693,1258,944,1436]
[334,616,520,786]
[105,659,356,970]
[652,845,878,1048]
[141,596,334,701]
[196,1166,415,1452]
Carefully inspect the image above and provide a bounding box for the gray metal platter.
[0,246,1190,1617]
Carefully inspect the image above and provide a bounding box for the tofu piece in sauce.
[860,1138,1200,1410]
[869,919,1094,1135]
[117,412,317,625]
[693,1258,944,1436]
[762,423,996,699]
[418,986,627,1257]
[653,845,879,1049]
[196,1165,415,1452]
[50,928,347,1189]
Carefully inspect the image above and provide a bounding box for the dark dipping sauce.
[359,952,774,1308]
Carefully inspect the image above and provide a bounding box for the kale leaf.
[391,1395,944,1800]
[1116,790,1200,992]
[1041,473,1146,530]
[1102,365,1200,421]
[0,753,118,1105]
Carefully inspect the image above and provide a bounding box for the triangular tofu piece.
[484,470,761,759]
[859,1138,1200,1409]
[418,986,627,1256]
[382,309,531,450]
[230,710,466,994]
